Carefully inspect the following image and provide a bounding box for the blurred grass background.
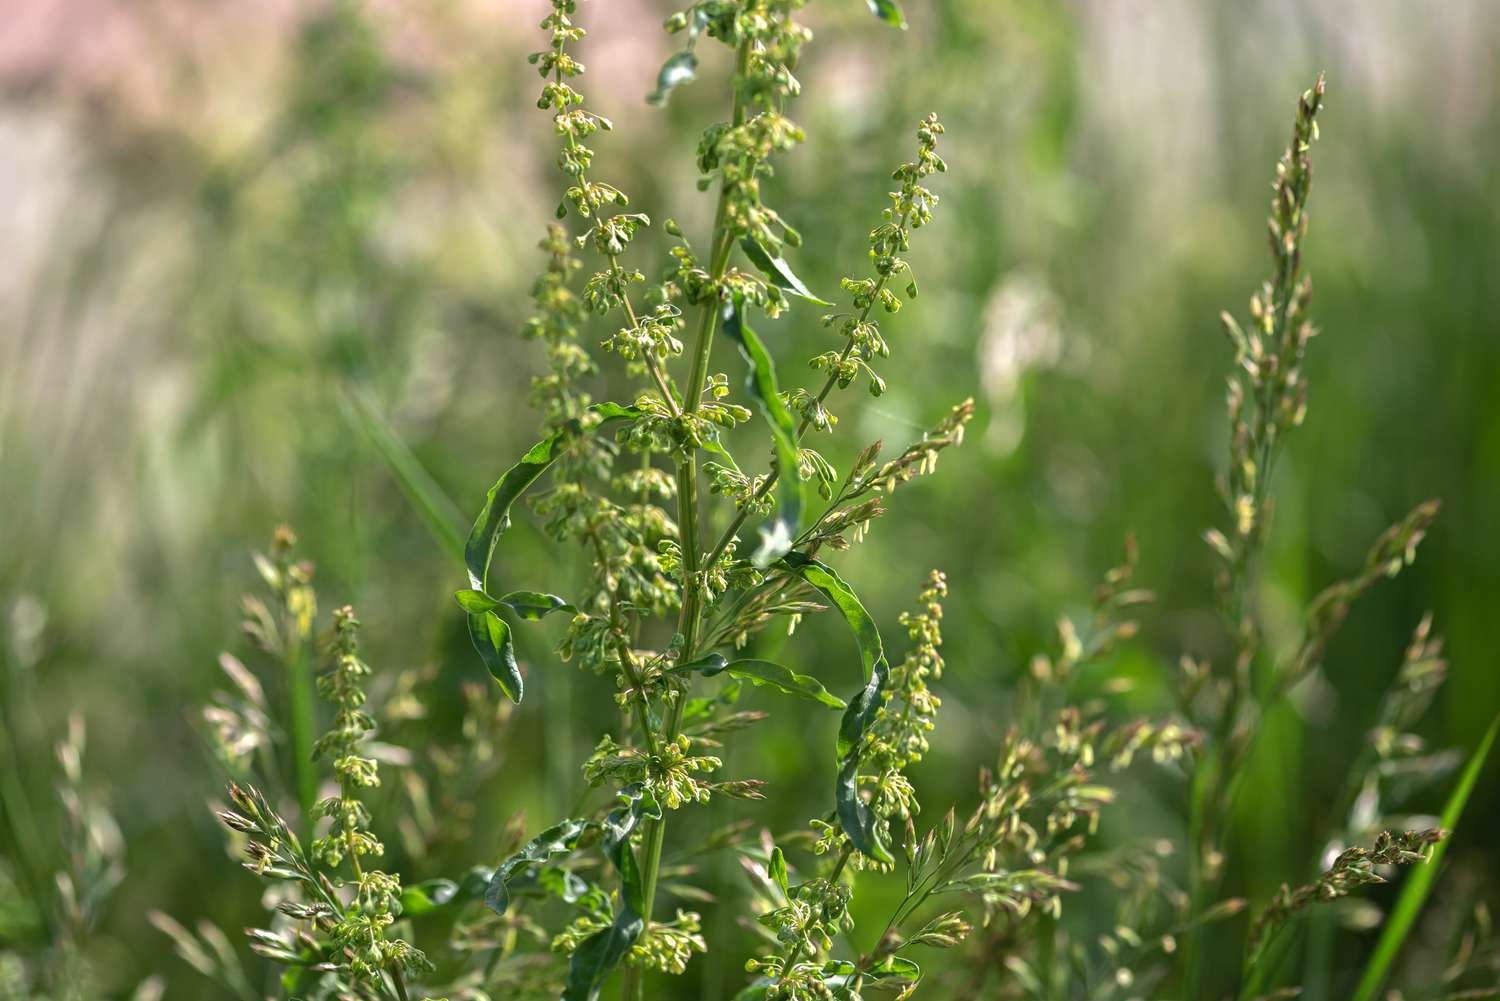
[2,0,1498,997]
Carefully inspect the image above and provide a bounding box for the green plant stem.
[622,33,754,1001]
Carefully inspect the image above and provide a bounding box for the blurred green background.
[2,0,1498,997]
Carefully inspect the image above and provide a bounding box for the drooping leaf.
[722,299,801,566]
[461,403,640,700]
[563,783,664,1001]
[740,237,833,306]
[677,656,845,709]
[1351,714,1500,1001]
[835,755,888,864]
[647,50,698,106]
[780,551,893,862]
[467,610,521,703]
[485,818,592,916]
[865,0,908,29]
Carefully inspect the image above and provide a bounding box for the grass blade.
[342,386,465,561]
[1350,713,1499,1001]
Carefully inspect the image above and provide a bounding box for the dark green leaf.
[462,403,640,700]
[464,402,641,593]
[740,237,833,305]
[467,610,521,703]
[485,818,592,916]
[496,590,577,620]
[865,0,908,29]
[564,783,664,1001]
[780,552,893,863]
[722,299,801,566]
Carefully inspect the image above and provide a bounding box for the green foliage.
[5,4,1496,1001]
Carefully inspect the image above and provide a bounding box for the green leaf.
[462,403,640,700]
[868,955,921,981]
[722,299,801,567]
[342,386,466,561]
[467,610,521,703]
[485,817,592,916]
[647,50,698,107]
[674,653,843,708]
[768,847,789,893]
[496,590,577,620]
[399,878,458,917]
[780,552,893,863]
[453,589,501,614]
[563,783,664,1001]
[865,0,908,29]
[740,237,833,305]
[1351,714,1500,1001]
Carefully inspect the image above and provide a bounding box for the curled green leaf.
[485,817,593,917]
[462,403,641,701]
[780,552,893,862]
[740,237,833,306]
[674,654,846,709]
[467,610,521,703]
[647,50,698,107]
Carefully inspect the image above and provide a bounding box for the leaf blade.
[740,236,833,306]
[722,300,802,566]
[1350,714,1500,1001]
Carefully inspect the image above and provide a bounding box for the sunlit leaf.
[865,0,908,29]
[467,610,521,703]
[674,654,845,709]
[740,237,833,305]
[1351,714,1500,1001]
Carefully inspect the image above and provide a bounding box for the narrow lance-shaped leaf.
[563,783,664,1001]
[780,551,893,863]
[1351,714,1500,1001]
[740,236,833,306]
[460,403,641,702]
[722,299,801,567]
[675,653,846,710]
